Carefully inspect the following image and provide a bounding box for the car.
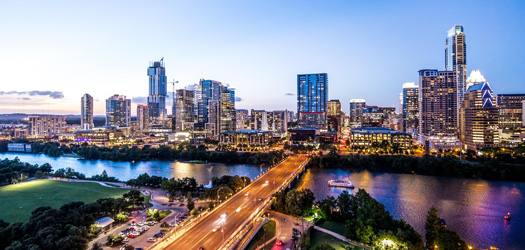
[147,237,157,242]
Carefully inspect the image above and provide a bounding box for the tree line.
[0,158,53,185]
[310,153,525,182]
[0,190,144,250]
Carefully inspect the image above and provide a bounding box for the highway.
[154,154,309,250]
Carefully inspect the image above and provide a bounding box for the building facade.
[106,95,131,127]
[349,99,366,126]
[419,69,459,148]
[174,89,195,132]
[401,82,419,136]
[327,99,342,116]
[445,25,467,126]
[235,109,250,130]
[81,93,94,130]
[147,59,168,119]
[28,115,66,137]
[136,104,149,131]
[497,94,525,146]
[350,127,412,150]
[297,73,328,128]
[460,81,499,150]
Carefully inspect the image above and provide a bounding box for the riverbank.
[310,153,525,182]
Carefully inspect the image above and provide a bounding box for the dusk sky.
[0,0,524,115]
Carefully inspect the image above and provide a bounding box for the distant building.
[81,93,94,130]
[28,115,66,137]
[361,106,396,129]
[350,127,412,150]
[401,82,419,136]
[136,104,149,131]
[297,73,328,128]
[235,109,250,130]
[174,89,195,132]
[445,25,467,125]
[418,69,459,149]
[147,59,168,119]
[459,80,499,150]
[270,110,289,135]
[106,95,131,127]
[327,100,342,116]
[220,129,271,148]
[7,143,32,152]
[349,99,366,126]
[497,94,525,146]
[251,110,268,131]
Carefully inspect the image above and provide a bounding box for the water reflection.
[298,167,525,250]
[0,153,265,185]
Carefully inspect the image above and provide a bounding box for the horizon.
[1,0,525,116]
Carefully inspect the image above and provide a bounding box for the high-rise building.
[297,73,328,128]
[81,93,94,130]
[195,79,236,137]
[459,75,498,150]
[235,109,250,130]
[327,100,342,116]
[106,95,131,127]
[147,59,167,119]
[28,115,66,137]
[251,110,268,131]
[197,79,223,128]
[349,99,366,126]
[271,110,289,134]
[137,104,149,131]
[174,89,195,132]
[497,93,525,146]
[445,25,467,127]
[419,69,459,148]
[401,82,419,135]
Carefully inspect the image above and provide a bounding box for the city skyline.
[0,1,525,115]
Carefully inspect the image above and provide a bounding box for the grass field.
[0,179,128,223]
[309,229,348,250]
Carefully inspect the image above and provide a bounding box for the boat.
[328,179,355,189]
[504,212,512,221]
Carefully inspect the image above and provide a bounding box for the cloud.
[17,97,31,101]
[235,97,243,102]
[0,90,64,99]
[285,92,294,96]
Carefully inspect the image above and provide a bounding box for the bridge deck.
[153,154,309,250]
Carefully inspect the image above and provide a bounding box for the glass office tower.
[297,73,328,128]
[147,59,167,119]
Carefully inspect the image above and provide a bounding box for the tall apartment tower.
[401,82,419,136]
[147,59,167,119]
[297,73,328,128]
[174,89,195,132]
[196,79,236,137]
[459,79,499,151]
[445,25,467,127]
[418,69,458,148]
[105,95,131,127]
[81,93,94,130]
[137,104,149,131]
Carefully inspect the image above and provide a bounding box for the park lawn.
[317,220,347,236]
[309,229,348,250]
[0,179,128,223]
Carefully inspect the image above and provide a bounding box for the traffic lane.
[166,156,307,249]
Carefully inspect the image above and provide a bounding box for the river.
[297,167,525,250]
[0,153,266,185]
[2,153,523,249]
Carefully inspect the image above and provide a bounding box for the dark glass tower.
[147,59,167,118]
[297,73,328,128]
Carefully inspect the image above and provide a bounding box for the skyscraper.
[105,95,131,127]
[137,104,149,131]
[297,73,328,128]
[195,79,236,137]
[401,82,419,135]
[459,72,498,150]
[81,93,94,130]
[174,89,195,132]
[197,79,223,128]
[497,93,525,146]
[419,69,458,148]
[445,25,467,126]
[147,59,167,119]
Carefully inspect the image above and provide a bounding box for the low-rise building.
[350,127,412,149]
[219,129,271,147]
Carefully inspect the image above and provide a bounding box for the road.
[156,154,309,250]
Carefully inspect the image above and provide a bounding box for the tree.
[314,243,336,250]
[285,189,315,216]
[186,192,195,211]
[425,207,467,250]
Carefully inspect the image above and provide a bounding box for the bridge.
[151,154,310,250]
